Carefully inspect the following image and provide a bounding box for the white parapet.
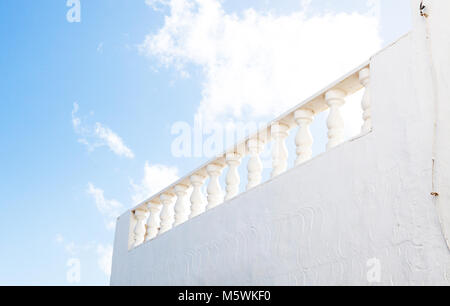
[112,0,450,285]
[125,60,371,250]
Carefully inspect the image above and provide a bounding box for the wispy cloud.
[55,234,113,278]
[97,42,104,54]
[71,103,81,129]
[97,244,113,277]
[87,183,124,230]
[72,103,135,159]
[55,233,65,244]
[145,0,169,11]
[93,123,135,159]
[55,234,96,257]
[140,0,382,136]
[130,162,179,205]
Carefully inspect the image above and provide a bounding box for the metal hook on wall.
[420,1,429,18]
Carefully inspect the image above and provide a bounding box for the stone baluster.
[145,200,162,241]
[325,89,346,150]
[294,109,315,166]
[159,192,175,234]
[206,163,225,210]
[271,122,290,178]
[359,68,372,133]
[247,138,264,191]
[189,173,207,218]
[173,183,190,227]
[128,212,137,250]
[225,152,241,201]
[132,208,149,248]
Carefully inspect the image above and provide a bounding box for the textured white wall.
[111,1,450,286]
[421,0,450,250]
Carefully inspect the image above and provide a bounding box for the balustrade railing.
[128,62,372,250]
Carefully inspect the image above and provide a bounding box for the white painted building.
[111,0,450,286]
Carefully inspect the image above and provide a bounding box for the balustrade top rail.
[127,60,372,250]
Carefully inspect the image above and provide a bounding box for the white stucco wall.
[421,0,450,250]
[110,1,450,286]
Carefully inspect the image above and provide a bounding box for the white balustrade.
[247,138,265,191]
[206,163,225,210]
[127,63,372,249]
[132,208,149,248]
[145,200,162,241]
[271,122,290,178]
[189,173,207,218]
[128,213,137,250]
[359,68,372,133]
[225,152,241,201]
[174,183,190,226]
[159,192,175,234]
[325,89,347,150]
[294,109,315,166]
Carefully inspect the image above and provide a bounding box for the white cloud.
[97,42,104,54]
[72,103,135,159]
[130,162,179,204]
[140,0,382,136]
[55,234,96,256]
[145,0,169,11]
[55,233,65,244]
[97,244,113,277]
[65,242,77,255]
[366,0,381,20]
[71,102,81,129]
[87,183,124,230]
[94,123,135,159]
[55,234,113,278]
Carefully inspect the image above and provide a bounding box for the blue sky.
[0,0,411,285]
